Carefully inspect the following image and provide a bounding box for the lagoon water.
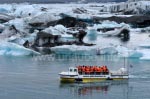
[0,29,150,99]
[0,55,150,99]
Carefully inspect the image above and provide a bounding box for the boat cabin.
[69,67,78,73]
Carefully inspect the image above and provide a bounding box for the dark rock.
[57,15,87,28]
[97,28,115,32]
[57,16,77,27]
[118,29,130,42]
[78,30,87,43]
[73,7,87,14]
[29,22,44,27]
[34,31,61,47]
[75,21,87,29]
[23,40,29,48]
[47,20,57,27]
[40,7,48,11]
[73,30,87,43]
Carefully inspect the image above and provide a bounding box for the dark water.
[0,55,150,99]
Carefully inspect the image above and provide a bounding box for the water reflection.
[59,80,128,96]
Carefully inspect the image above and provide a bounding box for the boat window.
[74,69,77,72]
[70,69,73,72]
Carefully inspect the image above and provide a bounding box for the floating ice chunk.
[5,18,28,33]
[29,12,59,25]
[0,26,17,39]
[116,45,143,58]
[96,47,118,55]
[0,24,5,32]
[0,4,12,13]
[139,44,150,49]
[140,56,150,60]
[91,21,126,29]
[97,25,129,36]
[0,13,14,22]
[129,50,143,58]
[54,25,67,33]
[116,45,129,57]
[13,4,40,17]
[43,25,73,38]
[0,8,9,13]
[139,49,150,60]
[8,32,37,45]
[0,42,40,56]
[51,45,96,55]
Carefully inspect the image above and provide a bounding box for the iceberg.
[51,45,119,55]
[138,49,150,60]
[5,18,29,34]
[8,32,37,45]
[0,8,9,14]
[116,45,143,58]
[87,21,130,37]
[0,26,18,39]
[0,24,4,32]
[42,25,76,43]
[0,13,14,22]
[91,21,126,29]
[0,42,40,56]
[43,25,71,37]
[51,45,96,55]
[13,4,40,17]
[29,12,60,26]
[139,44,150,49]
[96,47,118,55]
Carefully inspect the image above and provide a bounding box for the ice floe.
[0,42,40,56]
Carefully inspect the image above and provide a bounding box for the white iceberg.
[139,44,150,49]
[90,21,126,30]
[0,13,14,22]
[6,30,38,46]
[43,25,74,39]
[138,49,150,60]
[5,18,29,34]
[51,45,118,55]
[13,4,40,17]
[29,12,59,25]
[0,42,40,56]
[0,8,9,13]
[51,45,96,55]
[116,45,143,58]
[87,21,129,36]
[96,46,118,55]
[0,4,12,14]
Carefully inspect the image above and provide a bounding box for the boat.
[59,65,129,83]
